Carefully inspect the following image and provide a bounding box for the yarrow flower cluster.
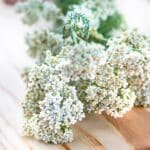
[69,0,116,29]
[60,42,106,81]
[16,0,64,25]
[106,30,150,107]
[85,64,136,117]
[22,53,85,143]
[25,29,74,61]
[17,0,150,144]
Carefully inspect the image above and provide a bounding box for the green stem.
[88,29,107,44]
[71,28,78,44]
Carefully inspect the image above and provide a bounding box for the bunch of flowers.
[85,63,136,117]
[106,30,150,107]
[25,29,74,61]
[22,52,85,143]
[17,0,150,144]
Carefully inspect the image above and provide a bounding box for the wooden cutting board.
[0,1,150,150]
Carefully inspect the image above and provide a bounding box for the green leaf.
[98,12,124,38]
[57,0,81,14]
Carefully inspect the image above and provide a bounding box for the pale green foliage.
[98,12,126,38]
[63,0,124,42]
[56,0,81,14]
[70,0,116,29]
[64,13,90,42]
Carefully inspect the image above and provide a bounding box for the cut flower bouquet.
[17,0,150,144]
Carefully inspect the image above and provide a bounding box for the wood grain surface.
[0,1,150,150]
